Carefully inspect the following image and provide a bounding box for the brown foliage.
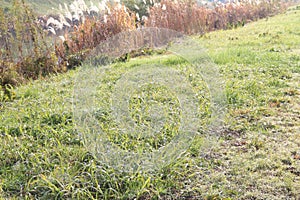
[55,5,136,69]
[0,0,60,88]
[145,0,287,34]
[0,0,290,96]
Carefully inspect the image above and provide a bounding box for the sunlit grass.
[0,6,300,199]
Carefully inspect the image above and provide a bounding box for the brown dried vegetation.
[0,0,291,99]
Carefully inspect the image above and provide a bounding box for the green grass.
[1,6,300,199]
[1,0,97,15]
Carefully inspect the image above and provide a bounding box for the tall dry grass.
[145,0,287,34]
[0,0,136,99]
[0,0,291,99]
[0,0,60,99]
[55,4,136,69]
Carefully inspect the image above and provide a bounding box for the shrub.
[0,0,60,89]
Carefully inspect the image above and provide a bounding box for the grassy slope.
[0,6,300,199]
[1,0,92,15]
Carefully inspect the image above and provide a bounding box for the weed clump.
[0,0,59,93]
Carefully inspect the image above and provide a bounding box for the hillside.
[0,5,299,199]
[2,0,86,14]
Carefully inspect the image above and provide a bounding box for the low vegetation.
[0,5,299,199]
